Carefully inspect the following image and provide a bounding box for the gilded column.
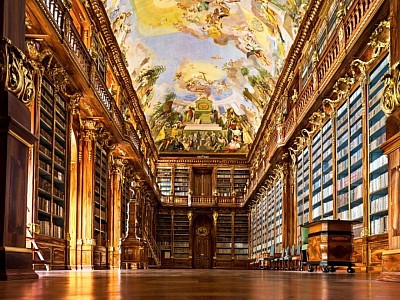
[76,119,97,268]
[108,156,125,268]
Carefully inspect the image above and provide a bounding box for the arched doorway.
[193,214,213,269]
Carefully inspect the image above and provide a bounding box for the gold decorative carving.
[213,210,218,225]
[301,110,326,139]
[0,38,35,104]
[351,20,390,83]
[322,75,355,114]
[95,122,116,151]
[110,154,126,175]
[381,62,400,115]
[336,0,346,21]
[25,12,33,30]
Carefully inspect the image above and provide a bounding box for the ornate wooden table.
[304,220,360,273]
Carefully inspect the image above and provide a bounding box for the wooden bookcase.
[294,55,390,242]
[216,169,232,197]
[234,213,249,260]
[251,179,284,258]
[174,167,190,197]
[368,55,389,235]
[156,212,172,261]
[33,76,69,269]
[297,147,310,226]
[94,142,108,247]
[274,181,283,253]
[157,167,172,196]
[216,213,232,260]
[172,213,190,260]
[233,169,250,198]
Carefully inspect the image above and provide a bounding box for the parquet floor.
[0,269,399,299]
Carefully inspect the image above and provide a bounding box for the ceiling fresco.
[102,0,310,154]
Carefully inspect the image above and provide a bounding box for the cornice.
[157,157,249,166]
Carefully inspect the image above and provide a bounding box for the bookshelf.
[348,87,363,229]
[174,167,190,197]
[261,195,267,254]
[173,213,190,259]
[251,200,263,258]
[267,188,275,251]
[157,167,172,195]
[216,169,232,197]
[234,213,249,260]
[216,213,233,259]
[274,180,283,253]
[311,129,322,221]
[156,212,172,259]
[121,177,132,237]
[297,147,310,226]
[310,119,334,221]
[335,86,364,236]
[368,55,389,235]
[233,169,250,198]
[336,95,350,222]
[94,143,108,247]
[321,120,334,219]
[37,76,68,240]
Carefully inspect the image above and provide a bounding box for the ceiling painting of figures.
[102,0,310,154]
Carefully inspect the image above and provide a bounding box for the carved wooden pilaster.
[108,155,125,268]
[0,5,38,280]
[119,177,147,269]
[76,119,97,268]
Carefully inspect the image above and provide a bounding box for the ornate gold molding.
[95,122,116,151]
[0,38,35,104]
[381,62,400,115]
[322,75,355,114]
[351,19,390,82]
[110,155,126,175]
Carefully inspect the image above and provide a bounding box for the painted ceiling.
[103,0,310,154]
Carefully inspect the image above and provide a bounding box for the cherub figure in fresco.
[225,134,241,153]
[243,35,271,66]
[112,12,132,34]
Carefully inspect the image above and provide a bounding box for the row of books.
[370,173,388,193]
[39,220,64,238]
[370,215,388,235]
[38,197,64,217]
[371,194,389,214]
[370,155,388,173]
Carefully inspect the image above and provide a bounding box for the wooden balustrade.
[344,0,372,40]
[124,122,141,153]
[158,195,247,207]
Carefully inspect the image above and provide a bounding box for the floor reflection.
[0,269,399,299]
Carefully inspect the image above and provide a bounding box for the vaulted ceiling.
[103,0,310,155]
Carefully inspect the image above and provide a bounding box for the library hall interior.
[2,0,400,298]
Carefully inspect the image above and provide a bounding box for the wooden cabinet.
[305,220,359,273]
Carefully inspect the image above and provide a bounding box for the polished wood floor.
[0,269,399,299]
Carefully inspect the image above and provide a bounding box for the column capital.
[81,119,98,141]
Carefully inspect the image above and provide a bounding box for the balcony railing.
[159,195,245,207]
